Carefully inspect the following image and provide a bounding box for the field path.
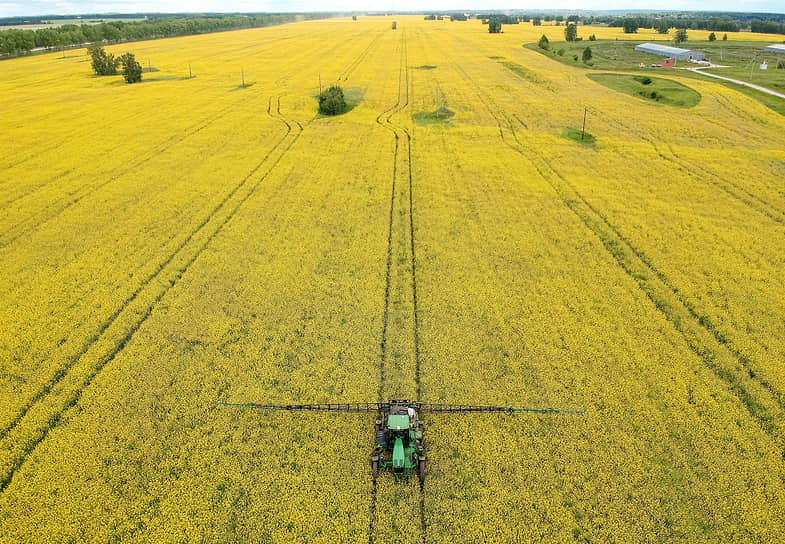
[684,66,785,99]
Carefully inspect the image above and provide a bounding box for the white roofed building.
[634,43,705,61]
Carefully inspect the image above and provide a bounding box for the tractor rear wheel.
[418,457,426,484]
[371,456,379,480]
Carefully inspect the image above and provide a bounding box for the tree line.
[0,13,332,57]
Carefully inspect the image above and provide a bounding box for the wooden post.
[148,59,151,72]
[242,69,245,88]
[581,107,587,140]
[319,73,322,96]
[189,64,192,79]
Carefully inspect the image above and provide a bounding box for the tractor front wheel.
[371,456,379,480]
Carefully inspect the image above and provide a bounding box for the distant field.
[1,16,785,543]
[0,17,146,30]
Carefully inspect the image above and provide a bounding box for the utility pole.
[581,107,587,140]
[242,68,245,88]
[319,73,322,96]
[189,64,192,79]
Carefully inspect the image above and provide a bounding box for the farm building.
[634,43,705,61]
[764,44,785,54]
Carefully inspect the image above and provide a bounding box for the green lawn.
[527,39,785,116]
[587,73,702,108]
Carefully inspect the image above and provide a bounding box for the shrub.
[777,59,785,69]
[634,76,652,85]
[589,34,596,41]
[538,34,549,50]
[582,47,592,63]
[318,85,346,115]
[557,48,565,56]
[708,32,716,41]
[88,45,119,76]
[119,53,142,83]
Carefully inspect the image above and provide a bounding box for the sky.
[1,0,784,18]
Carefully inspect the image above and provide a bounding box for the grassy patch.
[231,82,256,91]
[412,107,454,126]
[414,65,437,70]
[498,60,549,86]
[587,73,701,108]
[526,39,785,116]
[488,55,505,60]
[562,127,596,145]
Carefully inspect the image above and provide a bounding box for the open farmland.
[1,15,785,542]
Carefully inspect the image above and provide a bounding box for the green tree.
[623,18,639,33]
[318,85,346,115]
[654,20,670,34]
[488,20,502,33]
[88,45,119,76]
[674,28,688,44]
[589,34,597,41]
[532,17,542,26]
[119,52,142,83]
[722,33,728,40]
[582,46,592,63]
[391,21,397,30]
[708,32,717,41]
[538,34,550,50]
[564,23,578,42]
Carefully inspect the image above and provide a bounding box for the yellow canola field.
[1,15,785,543]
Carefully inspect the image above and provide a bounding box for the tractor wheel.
[418,457,426,484]
[371,456,379,480]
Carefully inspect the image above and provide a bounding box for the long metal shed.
[634,43,705,61]
[764,44,785,54]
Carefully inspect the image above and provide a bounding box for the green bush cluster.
[318,85,347,116]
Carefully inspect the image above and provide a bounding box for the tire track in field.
[0,98,248,212]
[339,28,386,83]
[593,107,785,224]
[569,103,785,371]
[478,51,785,370]
[438,47,785,453]
[0,92,265,249]
[455,33,785,223]
[0,26,342,212]
[0,25,338,178]
[0,95,287,442]
[451,40,785,413]
[368,27,427,544]
[0,96,306,494]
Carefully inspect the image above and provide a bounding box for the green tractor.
[219,399,584,482]
[372,400,425,481]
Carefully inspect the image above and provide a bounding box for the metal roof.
[764,44,785,54]
[634,43,705,60]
